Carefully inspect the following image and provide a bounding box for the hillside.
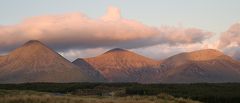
[160,49,240,83]
[79,48,163,83]
[0,40,93,83]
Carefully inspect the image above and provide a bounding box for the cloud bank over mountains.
[0,6,239,60]
[0,7,211,51]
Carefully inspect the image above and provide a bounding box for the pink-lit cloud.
[0,6,212,53]
[157,26,212,45]
[218,22,240,49]
[217,22,240,60]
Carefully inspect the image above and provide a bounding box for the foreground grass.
[0,90,200,103]
[2,83,239,103]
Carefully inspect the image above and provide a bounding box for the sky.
[0,0,240,61]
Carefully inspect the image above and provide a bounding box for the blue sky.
[1,0,240,33]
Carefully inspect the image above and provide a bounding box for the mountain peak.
[7,40,59,63]
[24,40,42,44]
[11,40,52,55]
[190,49,223,55]
[166,49,225,62]
[161,49,240,83]
[82,48,161,83]
[23,40,44,46]
[104,48,128,54]
[0,40,93,83]
[187,49,224,61]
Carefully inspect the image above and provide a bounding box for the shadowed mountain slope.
[72,58,106,82]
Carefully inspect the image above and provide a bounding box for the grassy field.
[0,90,199,103]
[0,83,239,103]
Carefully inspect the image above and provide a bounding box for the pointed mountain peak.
[0,40,93,83]
[15,40,52,54]
[16,40,56,54]
[7,40,59,62]
[23,40,45,46]
[104,48,128,54]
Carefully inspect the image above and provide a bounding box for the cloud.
[101,6,122,21]
[223,46,240,60]
[157,26,212,45]
[131,40,218,60]
[217,22,240,60]
[60,39,218,61]
[0,6,212,53]
[59,48,107,61]
[218,22,240,49]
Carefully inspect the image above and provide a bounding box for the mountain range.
[0,40,240,83]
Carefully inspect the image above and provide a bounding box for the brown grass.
[0,90,201,103]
